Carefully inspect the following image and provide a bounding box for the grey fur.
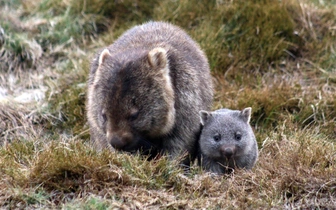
[198,107,258,174]
[86,21,213,164]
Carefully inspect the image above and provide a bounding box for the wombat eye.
[213,134,221,142]
[129,110,139,121]
[235,132,242,141]
[101,110,107,123]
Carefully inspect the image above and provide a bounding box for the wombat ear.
[240,107,252,123]
[200,110,211,126]
[99,49,111,66]
[148,47,168,69]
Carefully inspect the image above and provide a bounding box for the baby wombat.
[198,108,258,174]
[86,21,213,164]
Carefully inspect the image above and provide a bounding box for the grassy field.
[0,0,335,209]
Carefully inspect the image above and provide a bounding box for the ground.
[0,0,335,209]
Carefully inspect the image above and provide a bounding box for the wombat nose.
[220,146,235,159]
[107,132,132,149]
[109,135,126,149]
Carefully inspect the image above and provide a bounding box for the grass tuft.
[0,104,44,142]
[155,0,336,73]
[0,32,42,71]
[29,141,128,193]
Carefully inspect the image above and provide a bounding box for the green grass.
[0,0,335,209]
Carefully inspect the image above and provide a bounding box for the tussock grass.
[0,103,45,142]
[257,127,336,209]
[0,33,42,71]
[156,0,336,74]
[1,127,334,208]
[215,75,336,137]
[1,0,336,208]
[45,70,88,137]
[29,142,127,192]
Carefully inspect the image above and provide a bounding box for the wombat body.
[86,21,213,164]
[198,108,258,174]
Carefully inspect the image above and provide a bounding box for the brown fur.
[86,21,213,164]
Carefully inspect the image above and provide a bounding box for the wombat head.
[87,47,175,150]
[199,107,257,170]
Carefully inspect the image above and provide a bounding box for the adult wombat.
[198,108,258,174]
[86,21,213,164]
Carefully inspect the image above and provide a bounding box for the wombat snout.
[107,132,133,149]
[220,145,236,159]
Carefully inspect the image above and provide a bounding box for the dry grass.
[1,128,335,209]
[0,0,335,209]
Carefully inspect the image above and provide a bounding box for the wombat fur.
[198,107,258,174]
[86,21,213,164]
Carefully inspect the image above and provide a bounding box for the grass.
[0,0,335,209]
